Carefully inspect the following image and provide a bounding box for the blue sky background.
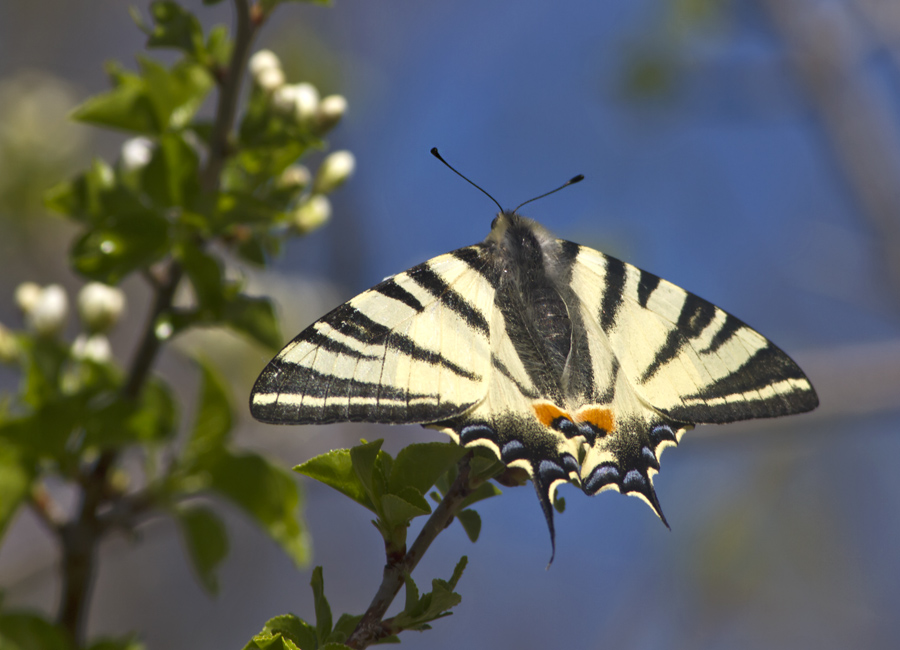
[1,1,899,649]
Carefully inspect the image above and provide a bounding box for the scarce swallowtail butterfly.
[250,148,819,557]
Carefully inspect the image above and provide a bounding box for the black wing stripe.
[637,269,661,308]
[373,278,425,312]
[408,263,491,337]
[317,304,481,381]
[599,256,627,334]
[449,246,498,288]
[639,292,718,384]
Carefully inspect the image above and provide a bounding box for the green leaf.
[144,1,206,58]
[182,359,232,465]
[456,509,481,543]
[140,132,200,209]
[44,159,116,223]
[310,567,333,644]
[380,493,429,531]
[350,439,388,510]
[389,442,465,497]
[175,504,229,594]
[72,64,161,134]
[447,555,467,590]
[205,25,232,67]
[0,612,71,650]
[85,377,177,447]
[244,615,317,650]
[0,443,31,538]
[223,294,282,351]
[85,634,145,650]
[459,481,501,509]
[72,57,212,135]
[206,450,309,566]
[402,572,420,614]
[71,211,170,284]
[295,449,372,511]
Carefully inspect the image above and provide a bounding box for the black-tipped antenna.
[431,147,503,212]
[513,174,584,213]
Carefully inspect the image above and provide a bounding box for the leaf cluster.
[1,0,345,647]
[246,441,501,649]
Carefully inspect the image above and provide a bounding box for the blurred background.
[1,0,899,648]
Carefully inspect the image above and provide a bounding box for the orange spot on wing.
[532,402,570,428]
[575,406,615,432]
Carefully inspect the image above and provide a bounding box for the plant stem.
[346,457,475,649]
[53,1,261,643]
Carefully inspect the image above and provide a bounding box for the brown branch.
[346,457,475,650]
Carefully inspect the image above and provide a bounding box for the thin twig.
[346,457,475,649]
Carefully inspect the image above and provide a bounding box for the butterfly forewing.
[250,246,494,425]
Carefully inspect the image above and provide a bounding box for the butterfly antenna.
[431,147,504,212]
[513,173,584,213]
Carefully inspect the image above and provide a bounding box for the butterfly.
[250,149,818,557]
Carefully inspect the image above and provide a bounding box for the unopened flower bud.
[255,66,285,93]
[249,50,281,78]
[273,83,320,124]
[316,95,347,133]
[0,323,18,364]
[121,137,154,171]
[27,284,68,337]
[277,164,311,192]
[72,333,112,363]
[15,282,42,315]
[292,195,332,235]
[78,282,125,333]
[314,150,355,194]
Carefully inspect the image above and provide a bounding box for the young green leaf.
[144,1,206,59]
[244,614,317,650]
[350,439,388,510]
[0,612,72,650]
[175,503,229,594]
[85,634,145,650]
[388,442,465,497]
[140,132,200,209]
[182,359,232,467]
[0,443,31,538]
[205,450,309,566]
[71,211,170,284]
[455,509,481,543]
[294,449,372,511]
[309,567,333,644]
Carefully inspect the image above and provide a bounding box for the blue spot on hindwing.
[583,464,621,494]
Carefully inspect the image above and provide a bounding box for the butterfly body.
[251,209,818,553]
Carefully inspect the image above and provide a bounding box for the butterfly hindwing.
[250,246,496,425]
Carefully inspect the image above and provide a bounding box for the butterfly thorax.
[483,212,587,406]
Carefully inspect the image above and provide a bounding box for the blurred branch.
[54,0,264,643]
[759,0,900,299]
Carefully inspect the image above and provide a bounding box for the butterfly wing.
[564,243,818,516]
[250,246,495,425]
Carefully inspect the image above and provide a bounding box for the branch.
[346,457,475,649]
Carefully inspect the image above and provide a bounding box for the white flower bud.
[15,282,42,315]
[72,333,112,363]
[27,284,68,337]
[292,194,332,235]
[249,50,281,77]
[77,282,125,333]
[316,95,347,133]
[277,164,311,191]
[0,323,18,364]
[255,66,285,93]
[314,150,355,194]
[272,83,320,124]
[121,137,154,171]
